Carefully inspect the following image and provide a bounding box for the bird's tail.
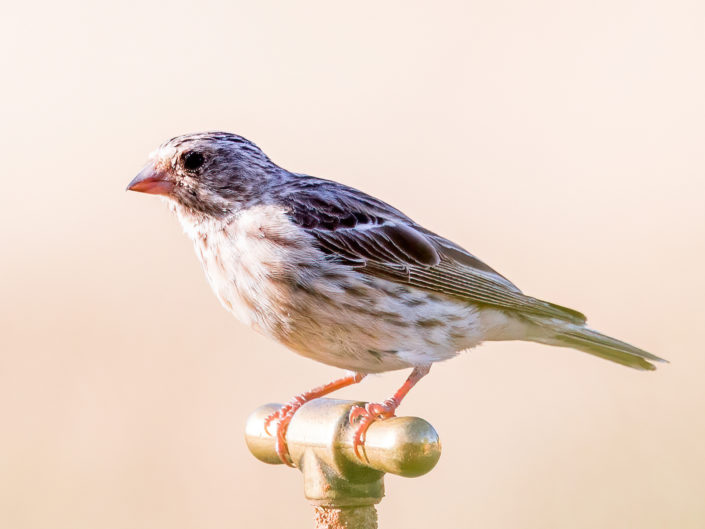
[527,319,667,371]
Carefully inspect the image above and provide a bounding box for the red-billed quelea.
[127,132,666,465]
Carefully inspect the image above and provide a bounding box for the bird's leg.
[264,372,367,466]
[349,364,431,461]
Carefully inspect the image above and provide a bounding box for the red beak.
[126,164,175,196]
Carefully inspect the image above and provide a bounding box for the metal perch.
[245,398,442,529]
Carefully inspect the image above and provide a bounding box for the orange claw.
[264,403,302,466]
[348,364,431,462]
[349,399,399,460]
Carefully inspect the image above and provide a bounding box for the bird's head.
[127,132,279,218]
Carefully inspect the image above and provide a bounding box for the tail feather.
[529,320,667,371]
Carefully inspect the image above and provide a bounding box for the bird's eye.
[182,151,205,171]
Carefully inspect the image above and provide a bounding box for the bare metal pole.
[245,398,441,529]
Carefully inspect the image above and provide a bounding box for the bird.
[127,131,666,465]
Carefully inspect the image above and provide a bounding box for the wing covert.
[279,181,586,325]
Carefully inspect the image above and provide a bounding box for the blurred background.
[1,1,704,527]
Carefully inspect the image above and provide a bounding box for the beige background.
[2,1,704,527]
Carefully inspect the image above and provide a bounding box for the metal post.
[245,398,441,529]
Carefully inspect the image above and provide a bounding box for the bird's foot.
[347,364,432,462]
[349,398,400,461]
[263,395,309,467]
[263,372,367,467]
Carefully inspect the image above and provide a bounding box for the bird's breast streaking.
[177,202,516,373]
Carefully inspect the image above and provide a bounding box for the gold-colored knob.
[245,399,441,478]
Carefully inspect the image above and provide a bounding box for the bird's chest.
[187,206,319,337]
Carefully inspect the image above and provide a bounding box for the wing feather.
[279,180,586,324]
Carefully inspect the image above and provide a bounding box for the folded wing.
[281,180,586,325]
